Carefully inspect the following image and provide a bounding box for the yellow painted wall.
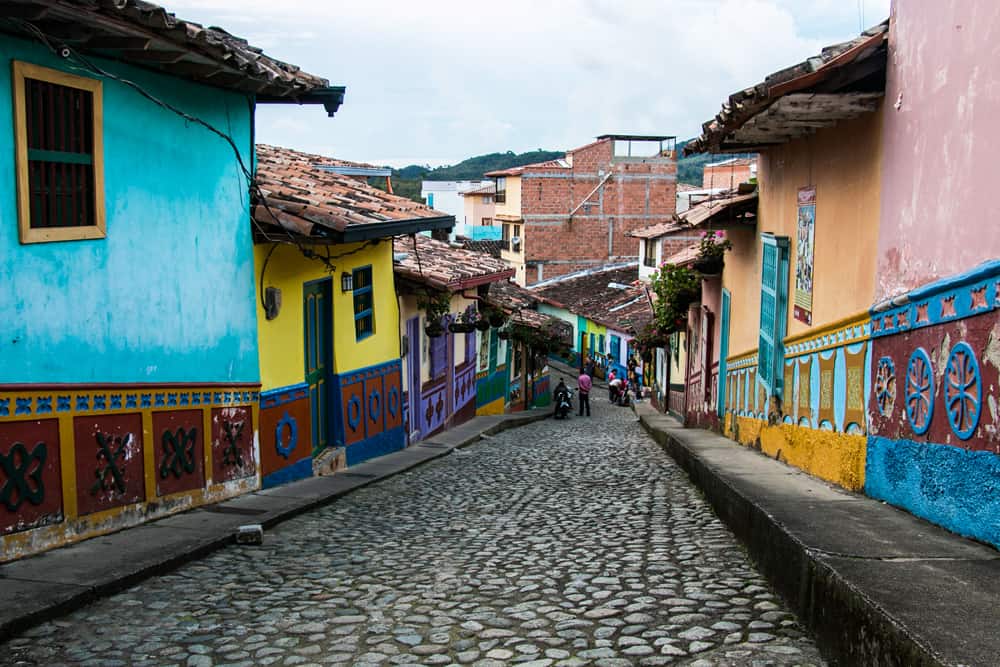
[463,192,496,228]
[255,239,400,390]
[725,415,866,491]
[495,175,522,218]
[476,396,505,416]
[724,108,883,354]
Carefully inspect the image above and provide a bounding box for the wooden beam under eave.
[85,35,152,50]
[0,2,50,20]
[116,48,188,64]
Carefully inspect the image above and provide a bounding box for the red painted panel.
[365,374,385,439]
[260,399,311,479]
[871,311,1000,452]
[341,381,365,446]
[384,368,403,431]
[73,414,145,516]
[152,409,205,497]
[0,419,62,535]
[211,406,256,484]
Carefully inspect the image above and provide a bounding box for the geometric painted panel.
[73,413,145,516]
[874,357,896,417]
[944,342,981,441]
[211,406,256,484]
[152,409,205,497]
[0,419,62,534]
[905,347,934,436]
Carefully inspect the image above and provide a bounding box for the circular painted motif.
[347,396,362,431]
[874,357,896,417]
[368,390,381,423]
[274,412,298,459]
[905,348,934,436]
[944,341,981,440]
[387,386,399,417]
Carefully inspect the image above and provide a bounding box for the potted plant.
[448,305,477,334]
[649,263,700,333]
[474,309,491,332]
[418,290,451,338]
[487,307,507,328]
[692,230,733,275]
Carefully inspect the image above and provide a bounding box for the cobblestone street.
[6,398,823,667]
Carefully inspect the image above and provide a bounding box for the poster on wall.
[793,186,816,325]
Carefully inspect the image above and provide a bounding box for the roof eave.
[449,269,516,291]
[257,86,347,117]
[338,216,454,243]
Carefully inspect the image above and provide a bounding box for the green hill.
[676,139,756,186]
[374,150,564,202]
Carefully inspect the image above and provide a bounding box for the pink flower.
[715,230,725,239]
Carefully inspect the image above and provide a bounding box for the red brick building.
[488,135,677,286]
[701,157,756,190]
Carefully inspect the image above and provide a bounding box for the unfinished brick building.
[488,135,677,286]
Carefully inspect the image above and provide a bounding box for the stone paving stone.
[1,398,823,666]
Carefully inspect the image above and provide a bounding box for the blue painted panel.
[0,36,257,383]
[717,289,730,417]
[262,457,313,489]
[345,426,405,466]
[470,226,502,241]
[866,436,1000,550]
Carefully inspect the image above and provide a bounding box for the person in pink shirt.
[577,371,592,416]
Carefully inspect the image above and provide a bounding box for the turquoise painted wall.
[0,36,258,383]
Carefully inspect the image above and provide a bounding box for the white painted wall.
[421,181,493,239]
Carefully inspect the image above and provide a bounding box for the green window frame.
[352,265,374,340]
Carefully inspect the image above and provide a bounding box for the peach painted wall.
[724,109,883,355]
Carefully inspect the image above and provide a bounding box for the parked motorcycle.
[553,387,574,419]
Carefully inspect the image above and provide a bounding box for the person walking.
[577,370,592,416]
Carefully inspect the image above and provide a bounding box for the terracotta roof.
[630,189,757,240]
[4,1,336,104]
[686,20,888,154]
[482,281,572,344]
[677,190,758,227]
[460,184,497,196]
[393,235,513,291]
[254,145,453,243]
[662,244,700,268]
[629,221,686,240]
[460,239,504,258]
[531,265,653,334]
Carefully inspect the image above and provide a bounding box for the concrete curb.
[633,403,981,667]
[0,409,551,643]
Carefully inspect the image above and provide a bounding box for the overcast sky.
[170,0,890,168]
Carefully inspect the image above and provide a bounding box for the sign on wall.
[794,186,816,325]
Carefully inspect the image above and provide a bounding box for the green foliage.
[417,290,452,321]
[698,230,733,260]
[649,263,701,333]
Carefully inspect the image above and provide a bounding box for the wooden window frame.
[643,239,657,267]
[12,60,105,244]
[352,265,375,340]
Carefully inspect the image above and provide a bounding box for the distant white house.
[420,180,493,239]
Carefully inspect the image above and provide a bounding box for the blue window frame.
[352,265,374,340]
[757,234,790,398]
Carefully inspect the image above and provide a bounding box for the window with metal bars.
[13,61,104,244]
[352,265,374,340]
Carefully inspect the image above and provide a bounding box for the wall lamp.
[341,271,354,292]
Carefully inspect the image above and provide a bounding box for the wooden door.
[303,278,332,455]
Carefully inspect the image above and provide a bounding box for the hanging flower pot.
[489,312,506,328]
[475,318,491,332]
[425,321,444,338]
[449,321,475,334]
[693,255,724,276]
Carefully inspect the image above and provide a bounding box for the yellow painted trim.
[782,310,870,346]
[726,348,758,365]
[57,415,77,520]
[202,406,213,485]
[142,410,156,502]
[12,60,106,244]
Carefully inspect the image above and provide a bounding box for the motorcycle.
[553,387,574,419]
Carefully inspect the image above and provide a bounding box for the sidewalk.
[0,409,551,642]
[634,402,1000,667]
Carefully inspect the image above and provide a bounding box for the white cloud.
[166,0,890,166]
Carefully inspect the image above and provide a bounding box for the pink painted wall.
[876,1,1000,301]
